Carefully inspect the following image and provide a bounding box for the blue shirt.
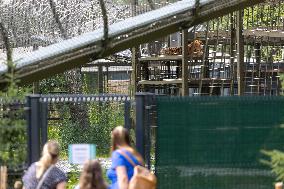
[107,149,140,189]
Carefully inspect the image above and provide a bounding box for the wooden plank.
[138,78,232,85]
[139,55,183,61]
[196,29,284,39]
[243,29,284,38]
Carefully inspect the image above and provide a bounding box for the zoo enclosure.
[25,93,131,165]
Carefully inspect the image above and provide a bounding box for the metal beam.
[0,0,265,87]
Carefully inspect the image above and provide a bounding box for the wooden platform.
[138,78,232,86]
[194,29,284,45]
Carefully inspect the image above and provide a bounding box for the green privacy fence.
[156,96,284,189]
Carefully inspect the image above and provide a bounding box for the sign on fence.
[68,144,96,164]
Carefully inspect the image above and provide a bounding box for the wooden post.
[182,29,189,96]
[131,46,139,96]
[255,43,261,95]
[0,166,7,189]
[98,65,103,94]
[230,13,236,96]
[236,10,244,96]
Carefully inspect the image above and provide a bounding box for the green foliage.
[279,74,284,95]
[260,150,284,182]
[49,102,124,157]
[39,74,66,94]
[66,166,80,189]
[0,60,30,168]
[262,75,284,182]
[88,102,124,155]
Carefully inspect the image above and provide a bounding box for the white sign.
[68,144,96,165]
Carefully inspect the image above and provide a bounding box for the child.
[75,160,107,189]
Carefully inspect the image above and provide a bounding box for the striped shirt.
[23,163,67,189]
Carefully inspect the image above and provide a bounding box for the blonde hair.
[36,140,60,179]
[79,160,107,189]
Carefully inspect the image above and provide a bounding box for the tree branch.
[98,0,109,48]
[0,22,13,78]
[48,0,68,39]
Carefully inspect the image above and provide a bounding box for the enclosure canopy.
[0,0,264,86]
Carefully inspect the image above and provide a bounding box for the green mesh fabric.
[156,96,284,189]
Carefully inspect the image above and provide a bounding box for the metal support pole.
[40,102,48,147]
[237,10,245,96]
[182,29,189,96]
[124,100,131,130]
[26,94,41,165]
[144,94,153,169]
[135,93,146,160]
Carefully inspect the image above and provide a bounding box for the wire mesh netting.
[156,96,284,189]
[46,99,127,156]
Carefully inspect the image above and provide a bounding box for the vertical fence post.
[124,100,131,130]
[135,93,146,159]
[26,94,41,165]
[135,93,154,169]
[40,102,48,147]
[144,94,153,169]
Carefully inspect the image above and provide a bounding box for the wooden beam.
[182,29,189,96]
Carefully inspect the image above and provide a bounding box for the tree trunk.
[64,69,90,128]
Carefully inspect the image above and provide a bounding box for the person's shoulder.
[112,149,123,156]
[51,166,66,178]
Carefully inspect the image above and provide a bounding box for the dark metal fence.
[26,94,131,165]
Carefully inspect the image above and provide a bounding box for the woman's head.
[111,126,131,151]
[36,140,60,179]
[42,140,60,162]
[79,160,107,189]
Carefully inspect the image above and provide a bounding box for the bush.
[261,150,284,182]
[49,102,124,157]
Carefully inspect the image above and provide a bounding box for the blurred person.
[107,126,144,189]
[75,160,107,189]
[22,140,67,189]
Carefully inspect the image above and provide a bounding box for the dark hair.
[79,160,107,189]
[111,126,131,152]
